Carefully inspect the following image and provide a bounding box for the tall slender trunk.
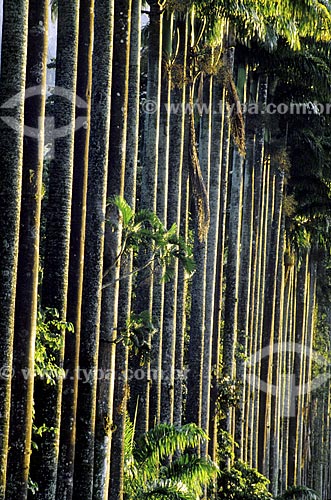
[252,159,269,467]
[56,2,94,498]
[288,251,309,485]
[72,1,114,498]
[245,73,267,465]
[234,74,256,454]
[129,0,163,434]
[221,60,247,440]
[0,0,28,496]
[281,265,295,491]
[269,210,285,494]
[5,1,48,498]
[161,14,187,425]
[108,2,140,499]
[30,2,79,498]
[201,70,219,453]
[209,42,234,461]
[258,166,284,473]
[185,76,210,428]
[93,0,131,495]
[149,10,172,427]
[174,109,190,427]
[222,147,244,434]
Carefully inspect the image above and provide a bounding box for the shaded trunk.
[5,1,48,498]
[245,73,267,465]
[72,1,114,498]
[149,11,172,427]
[288,252,309,486]
[258,167,284,473]
[269,210,285,494]
[30,2,79,498]
[108,1,140,498]
[174,110,190,427]
[129,0,163,435]
[234,81,256,454]
[161,14,187,425]
[93,0,131,497]
[201,71,219,453]
[185,77,210,428]
[209,44,234,461]
[56,2,94,498]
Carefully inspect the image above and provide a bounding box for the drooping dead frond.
[188,88,210,242]
[221,67,246,157]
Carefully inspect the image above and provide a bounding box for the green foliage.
[121,311,157,365]
[28,477,39,495]
[34,307,73,384]
[277,485,321,500]
[124,421,219,499]
[217,459,272,500]
[194,0,331,49]
[217,429,236,464]
[216,376,242,420]
[50,0,58,22]
[29,308,73,493]
[111,196,195,282]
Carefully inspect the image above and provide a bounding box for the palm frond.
[277,485,321,500]
[134,423,208,468]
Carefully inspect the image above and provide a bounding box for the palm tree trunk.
[108,1,140,498]
[245,73,267,465]
[209,43,234,461]
[149,10,172,427]
[174,109,190,427]
[72,1,114,498]
[129,0,163,435]
[186,76,211,428]
[201,70,220,453]
[5,1,48,498]
[251,156,269,467]
[161,14,187,425]
[93,1,131,498]
[30,2,79,498]
[258,165,284,474]
[234,82,256,455]
[269,210,285,494]
[288,251,309,486]
[56,2,94,498]
[222,118,245,435]
[280,264,294,491]
[0,0,29,496]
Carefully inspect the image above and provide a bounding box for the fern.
[124,421,218,500]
